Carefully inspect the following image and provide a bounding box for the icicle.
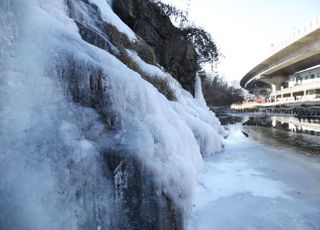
[195,72,207,108]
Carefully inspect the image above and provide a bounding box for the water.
[223,115,320,154]
[188,115,320,229]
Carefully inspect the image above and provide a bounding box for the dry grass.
[104,23,156,65]
[141,75,177,101]
[104,23,176,101]
[132,40,157,65]
[118,51,142,73]
[104,23,131,50]
[120,50,177,101]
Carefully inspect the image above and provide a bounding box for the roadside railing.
[270,16,320,55]
[271,80,320,97]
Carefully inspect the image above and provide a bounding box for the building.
[239,17,320,108]
[270,65,320,103]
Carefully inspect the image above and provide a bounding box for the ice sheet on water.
[188,124,320,230]
[193,160,290,212]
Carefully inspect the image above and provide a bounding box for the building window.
[307,90,315,95]
[296,75,301,82]
[310,74,315,79]
[317,73,320,78]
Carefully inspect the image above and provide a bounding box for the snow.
[0,1,113,229]
[88,0,137,40]
[125,48,227,156]
[85,45,207,209]
[0,0,225,228]
[39,0,79,34]
[126,49,167,79]
[6,0,319,228]
[188,123,320,230]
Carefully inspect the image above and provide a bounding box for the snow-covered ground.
[188,123,320,230]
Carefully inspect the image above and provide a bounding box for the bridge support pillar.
[259,75,288,92]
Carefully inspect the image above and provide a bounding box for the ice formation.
[0,0,225,229]
[188,124,320,230]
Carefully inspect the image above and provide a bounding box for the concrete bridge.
[241,17,320,96]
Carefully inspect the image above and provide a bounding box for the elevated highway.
[241,17,320,95]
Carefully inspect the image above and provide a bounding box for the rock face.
[58,54,183,229]
[112,0,198,94]
[105,151,183,230]
[0,1,224,229]
[65,1,184,229]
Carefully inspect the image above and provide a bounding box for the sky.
[162,0,320,84]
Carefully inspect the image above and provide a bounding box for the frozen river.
[188,118,320,230]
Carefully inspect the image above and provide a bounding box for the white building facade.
[270,65,320,103]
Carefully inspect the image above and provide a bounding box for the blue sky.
[163,0,320,83]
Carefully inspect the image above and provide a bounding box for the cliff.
[113,0,198,94]
[0,0,225,229]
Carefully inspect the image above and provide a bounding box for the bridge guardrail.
[271,16,320,55]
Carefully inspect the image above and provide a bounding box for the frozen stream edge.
[188,123,320,230]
